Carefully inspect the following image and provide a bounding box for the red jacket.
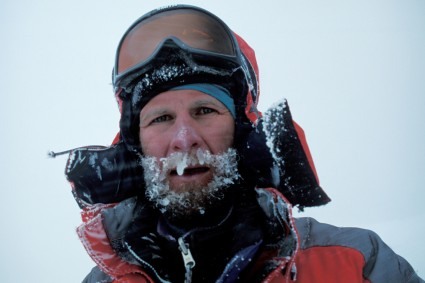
[78,187,422,283]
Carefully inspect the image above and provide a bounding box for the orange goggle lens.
[116,8,238,77]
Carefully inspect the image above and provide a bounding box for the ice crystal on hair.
[176,154,188,176]
[140,148,240,217]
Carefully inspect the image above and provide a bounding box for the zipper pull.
[178,237,196,268]
[178,237,196,283]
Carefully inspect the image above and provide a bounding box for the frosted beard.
[140,148,240,218]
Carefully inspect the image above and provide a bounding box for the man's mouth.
[170,167,210,176]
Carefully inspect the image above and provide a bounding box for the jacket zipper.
[178,237,196,283]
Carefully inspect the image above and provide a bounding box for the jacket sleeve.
[83,266,113,283]
[82,266,153,283]
[361,229,424,283]
[295,217,424,283]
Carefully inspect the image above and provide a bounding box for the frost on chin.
[140,148,240,217]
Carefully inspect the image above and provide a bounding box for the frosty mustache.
[162,149,216,176]
[141,148,238,180]
[139,148,240,215]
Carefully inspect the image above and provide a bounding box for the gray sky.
[1,0,424,281]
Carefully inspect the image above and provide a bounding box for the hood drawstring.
[48,145,107,158]
[48,149,73,158]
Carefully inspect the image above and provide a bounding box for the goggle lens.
[116,8,237,76]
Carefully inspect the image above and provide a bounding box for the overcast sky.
[1,0,424,281]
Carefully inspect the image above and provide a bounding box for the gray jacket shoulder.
[295,217,424,283]
[82,266,113,283]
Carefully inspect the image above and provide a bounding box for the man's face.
[139,89,237,216]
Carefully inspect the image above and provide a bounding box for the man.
[61,5,423,282]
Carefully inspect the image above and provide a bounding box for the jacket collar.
[78,187,299,282]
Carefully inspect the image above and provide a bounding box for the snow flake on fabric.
[262,99,288,163]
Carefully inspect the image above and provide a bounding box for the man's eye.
[198,107,216,115]
[151,115,171,124]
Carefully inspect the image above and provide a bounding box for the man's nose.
[170,118,202,152]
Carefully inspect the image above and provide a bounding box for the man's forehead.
[142,83,236,118]
[141,89,225,111]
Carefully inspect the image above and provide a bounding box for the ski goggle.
[113,5,241,88]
